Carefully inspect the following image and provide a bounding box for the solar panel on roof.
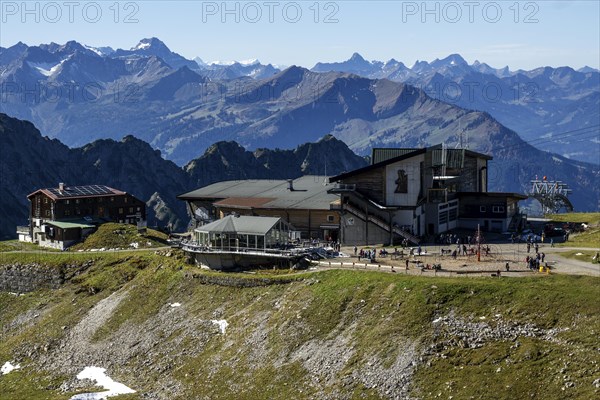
[46,185,117,198]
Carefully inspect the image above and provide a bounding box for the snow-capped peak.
[239,58,260,66]
[209,58,260,66]
[131,38,168,52]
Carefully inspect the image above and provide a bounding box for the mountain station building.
[178,176,340,242]
[23,184,146,249]
[328,145,527,245]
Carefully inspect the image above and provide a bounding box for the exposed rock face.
[185,134,367,187]
[0,261,92,293]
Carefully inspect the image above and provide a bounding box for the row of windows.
[480,205,505,213]
[54,206,142,218]
[63,196,121,205]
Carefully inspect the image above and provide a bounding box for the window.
[136,207,141,212]
[119,208,124,214]
[111,197,115,202]
[65,199,70,205]
[493,206,505,213]
[327,215,335,223]
[45,210,51,217]
[449,208,458,221]
[439,211,448,224]
[64,210,71,216]
[44,197,48,204]
[480,206,486,213]
[98,197,103,203]
[75,199,80,204]
[124,197,128,203]
[129,207,134,213]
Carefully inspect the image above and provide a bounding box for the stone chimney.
[58,183,65,193]
[287,179,294,191]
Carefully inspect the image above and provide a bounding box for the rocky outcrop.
[0,261,93,293]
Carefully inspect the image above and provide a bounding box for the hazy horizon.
[1,1,598,70]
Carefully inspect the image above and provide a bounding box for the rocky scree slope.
[0,252,599,399]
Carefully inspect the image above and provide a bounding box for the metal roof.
[195,215,281,236]
[457,192,528,200]
[179,176,337,210]
[29,185,126,200]
[371,148,418,164]
[330,149,426,182]
[45,221,95,229]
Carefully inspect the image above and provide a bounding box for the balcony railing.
[329,183,357,192]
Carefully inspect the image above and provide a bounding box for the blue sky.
[1,0,599,70]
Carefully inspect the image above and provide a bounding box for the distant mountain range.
[1,38,598,163]
[0,113,367,239]
[311,53,600,163]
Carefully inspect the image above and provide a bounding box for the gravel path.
[337,243,599,277]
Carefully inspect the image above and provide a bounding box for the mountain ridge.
[0,113,367,239]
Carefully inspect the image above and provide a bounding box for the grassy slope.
[69,223,169,251]
[546,213,600,249]
[1,252,599,399]
[546,213,600,224]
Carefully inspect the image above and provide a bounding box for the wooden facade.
[26,184,146,249]
[29,192,145,223]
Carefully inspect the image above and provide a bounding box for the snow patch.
[575,253,584,256]
[209,58,259,66]
[170,302,181,308]
[209,60,236,66]
[211,319,228,334]
[70,366,135,400]
[84,45,104,56]
[1,361,20,375]
[134,42,151,50]
[239,58,259,66]
[27,61,63,77]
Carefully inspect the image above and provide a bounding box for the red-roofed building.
[25,183,146,249]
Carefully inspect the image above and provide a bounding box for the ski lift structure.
[529,176,573,214]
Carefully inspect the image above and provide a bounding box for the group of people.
[356,247,377,262]
[526,253,547,270]
[437,233,482,245]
